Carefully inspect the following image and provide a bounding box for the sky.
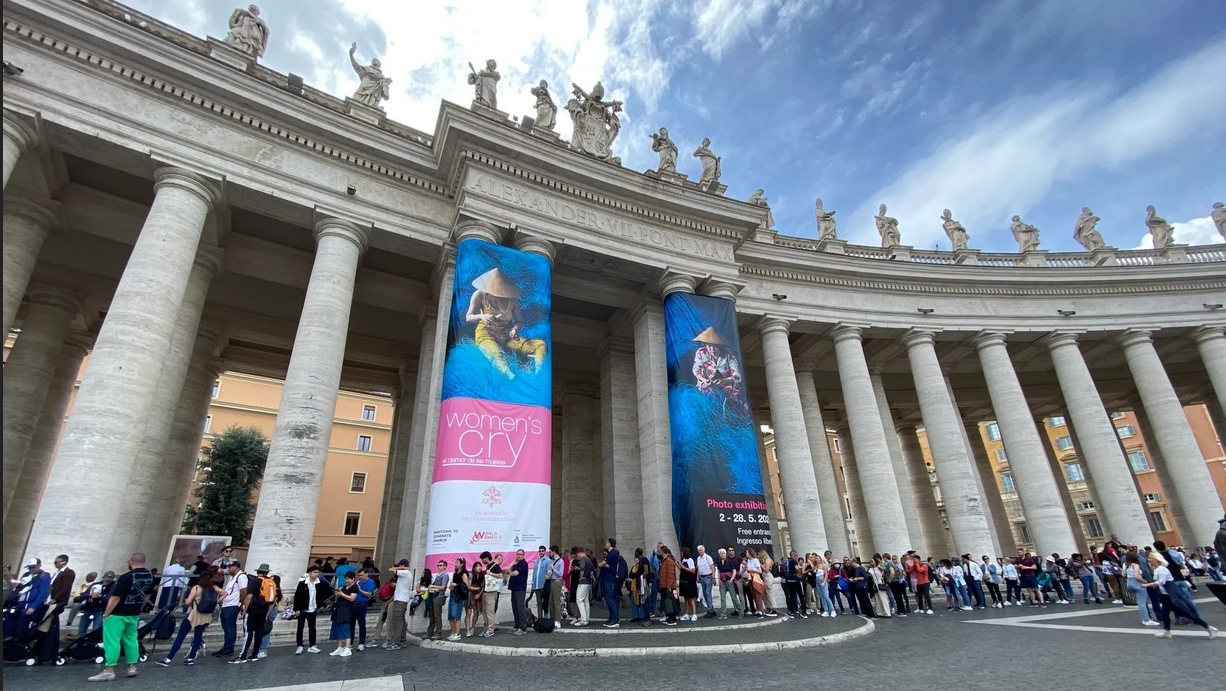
[123,0,1226,253]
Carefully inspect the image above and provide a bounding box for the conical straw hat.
[471,267,522,298]
[692,326,728,345]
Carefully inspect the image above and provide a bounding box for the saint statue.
[468,59,500,110]
[1213,202,1226,241]
[223,4,269,59]
[566,81,623,163]
[1072,207,1105,251]
[530,80,556,130]
[348,43,391,108]
[464,268,546,379]
[1145,205,1175,250]
[691,327,747,414]
[875,203,901,247]
[941,208,969,251]
[1010,215,1040,253]
[693,138,721,187]
[815,198,837,241]
[650,127,678,174]
[748,189,775,228]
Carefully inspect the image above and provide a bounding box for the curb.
[409,616,874,657]
[548,616,786,635]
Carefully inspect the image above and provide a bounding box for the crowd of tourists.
[4,518,1224,682]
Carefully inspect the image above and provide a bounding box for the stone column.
[146,327,225,562]
[598,337,644,550]
[3,198,58,338]
[757,317,828,553]
[870,372,925,552]
[1035,417,1087,551]
[635,273,693,551]
[831,325,909,554]
[962,422,1014,555]
[561,388,602,552]
[973,332,1078,557]
[902,331,995,560]
[398,315,446,562]
[25,167,218,573]
[1042,332,1152,545]
[1118,329,1223,548]
[1131,406,1196,547]
[1194,326,1226,417]
[898,425,951,556]
[3,114,38,191]
[1206,400,1226,454]
[833,424,871,557]
[246,217,369,574]
[109,247,222,564]
[3,284,82,516]
[795,365,850,557]
[375,370,415,563]
[3,332,89,568]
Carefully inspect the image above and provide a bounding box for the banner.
[424,239,552,570]
[664,292,772,555]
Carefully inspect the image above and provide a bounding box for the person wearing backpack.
[230,564,276,664]
[156,566,225,667]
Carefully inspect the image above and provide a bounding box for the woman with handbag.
[811,556,836,617]
[464,559,485,638]
[869,558,892,617]
[744,549,766,617]
[678,547,699,622]
[446,557,472,642]
[657,546,680,626]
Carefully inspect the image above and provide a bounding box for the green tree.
[181,425,270,545]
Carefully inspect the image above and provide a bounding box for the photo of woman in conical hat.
[464,267,546,378]
[691,326,747,412]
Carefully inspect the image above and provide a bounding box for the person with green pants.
[88,553,154,682]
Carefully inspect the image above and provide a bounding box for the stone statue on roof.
[1145,205,1175,250]
[468,59,500,110]
[224,5,269,59]
[530,80,556,130]
[693,138,721,188]
[875,203,901,247]
[1010,215,1040,253]
[748,189,775,228]
[650,127,678,174]
[1073,207,1105,251]
[349,43,391,108]
[815,198,837,240]
[566,81,623,165]
[941,208,969,251]
[1213,202,1226,241]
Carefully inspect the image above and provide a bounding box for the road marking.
[965,597,1221,638]
[239,676,404,691]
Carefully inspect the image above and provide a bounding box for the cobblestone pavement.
[5,599,1221,691]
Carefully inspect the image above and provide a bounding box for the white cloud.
[1132,215,1225,250]
[691,0,824,59]
[846,33,1226,250]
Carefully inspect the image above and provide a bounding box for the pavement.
[5,598,1222,691]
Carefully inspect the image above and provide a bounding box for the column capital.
[196,320,228,354]
[511,233,556,262]
[901,329,938,349]
[313,216,371,255]
[26,282,84,315]
[2,196,60,228]
[454,219,503,245]
[153,166,222,208]
[1038,330,1082,351]
[756,314,792,338]
[1116,328,1154,350]
[794,360,817,374]
[657,270,697,297]
[3,113,40,154]
[698,277,743,301]
[63,328,96,353]
[193,244,225,277]
[830,323,864,345]
[970,330,1009,350]
[1192,324,1226,345]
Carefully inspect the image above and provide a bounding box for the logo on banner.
[482,485,502,508]
[470,530,502,545]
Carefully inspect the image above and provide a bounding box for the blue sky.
[130,0,1226,252]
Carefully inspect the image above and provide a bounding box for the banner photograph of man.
[465,267,547,378]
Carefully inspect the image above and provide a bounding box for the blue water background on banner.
[441,239,552,409]
[663,292,766,549]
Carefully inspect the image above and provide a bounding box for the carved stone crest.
[566,81,622,165]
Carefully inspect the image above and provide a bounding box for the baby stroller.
[54,606,172,666]
[3,602,58,667]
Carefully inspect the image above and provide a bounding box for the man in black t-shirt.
[87,553,153,683]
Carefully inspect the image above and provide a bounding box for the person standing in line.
[464,558,485,638]
[445,557,471,642]
[257,574,283,659]
[158,559,187,611]
[547,546,565,628]
[46,554,77,625]
[1001,557,1021,605]
[782,551,804,617]
[981,555,1003,607]
[424,561,450,640]
[1070,553,1102,604]
[677,547,699,622]
[695,545,716,618]
[478,552,502,637]
[328,572,358,656]
[506,549,529,636]
[86,553,153,683]
[75,572,114,636]
[294,566,332,654]
[212,562,247,658]
[156,566,225,666]
[348,568,376,651]
[65,571,99,629]
[646,543,663,620]
[530,546,551,621]
[716,548,738,620]
[657,546,680,626]
[230,563,274,663]
[1142,552,1218,640]
[570,548,594,627]
[1123,552,1158,627]
[847,557,876,617]
[868,558,891,617]
[960,554,987,609]
[884,554,909,616]
[598,538,624,628]
[383,559,413,649]
[212,546,236,573]
[811,555,836,617]
[760,551,779,616]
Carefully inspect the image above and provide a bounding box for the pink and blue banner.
[424,239,552,570]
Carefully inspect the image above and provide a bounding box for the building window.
[357,435,372,452]
[350,472,367,493]
[1075,501,1095,511]
[1000,473,1016,493]
[832,438,841,453]
[1110,412,1126,420]
[1055,436,1074,450]
[362,405,376,421]
[1127,450,1150,472]
[343,512,361,536]
[1018,523,1032,544]
[985,423,1001,441]
[1064,462,1085,483]
[1084,516,1104,538]
[1149,511,1168,532]
[203,415,212,433]
[1048,415,1066,427]
[995,448,1008,462]
[1116,425,1136,438]
[1143,492,1160,502]
[211,379,221,398]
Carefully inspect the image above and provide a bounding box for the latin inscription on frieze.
[466,172,735,262]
